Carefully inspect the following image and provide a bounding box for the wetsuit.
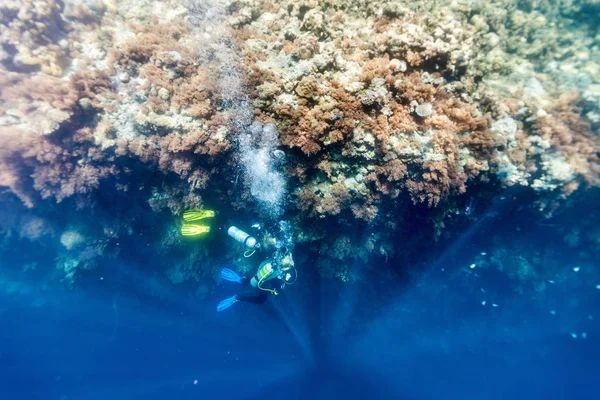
[236,278,282,304]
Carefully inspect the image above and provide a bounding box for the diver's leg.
[237,294,264,304]
[236,281,267,304]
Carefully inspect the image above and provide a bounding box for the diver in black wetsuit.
[218,258,295,311]
[217,225,297,312]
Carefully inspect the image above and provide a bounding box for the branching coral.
[0,70,119,206]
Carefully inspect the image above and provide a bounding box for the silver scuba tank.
[227,226,259,255]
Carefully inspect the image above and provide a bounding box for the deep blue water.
[1,193,599,400]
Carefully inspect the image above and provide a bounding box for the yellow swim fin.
[181,224,210,236]
[183,209,215,222]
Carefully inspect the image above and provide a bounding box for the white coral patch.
[532,153,575,191]
[491,116,518,142]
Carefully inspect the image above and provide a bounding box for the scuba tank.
[250,260,277,288]
[227,226,260,257]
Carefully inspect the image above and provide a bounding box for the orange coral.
[533,93,600,186]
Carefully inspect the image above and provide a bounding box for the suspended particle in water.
[469,263,476,269]
[194,380,198,385]
[595,284,600,290]
[492,303,499,307]
[573,266,580,272]
[571,333,578,339]
[480,252,487,256]
[550,310,556,315]
[481,300,486,306]
[582,332,588,339]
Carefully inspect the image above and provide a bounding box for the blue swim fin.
[221,268,242,283]
[217,295,238,312]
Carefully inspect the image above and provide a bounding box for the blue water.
[2,193,599,399]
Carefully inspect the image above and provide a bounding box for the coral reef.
[0,0,598,288]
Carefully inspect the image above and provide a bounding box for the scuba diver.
[217,225,297,312]
[178,209,297,312]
